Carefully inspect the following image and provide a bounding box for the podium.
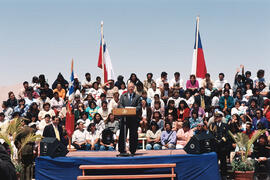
[112,108,136,157]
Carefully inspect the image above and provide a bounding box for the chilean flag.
[191,19,207,79]
[66,59,75,137]
[98,37,114,83]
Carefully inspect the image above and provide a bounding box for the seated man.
[99,128,115,151]
[43,116,67,146]
[86,123,100,150]
[72,120,90,150]
[161,122,176,149]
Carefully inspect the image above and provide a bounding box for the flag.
[98,38,114,83]
[65,101,74,137]
[191,19,207,79]
[68,59,75,101]
[66,59,75,137]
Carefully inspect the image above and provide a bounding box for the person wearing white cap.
[209,111,230,177]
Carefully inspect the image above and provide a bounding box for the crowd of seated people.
[1,65,270,177]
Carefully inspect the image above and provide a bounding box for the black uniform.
[209,122,230,176]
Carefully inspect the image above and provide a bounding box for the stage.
[35,150,221,180]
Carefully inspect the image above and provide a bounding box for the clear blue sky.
[0,0,269,86]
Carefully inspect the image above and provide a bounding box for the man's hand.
[240,64,244,69]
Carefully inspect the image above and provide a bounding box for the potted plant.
[0,117,42,178]
[228,129,266,180]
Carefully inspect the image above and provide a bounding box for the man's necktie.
[201,96,205,109]
[130,94,133,102]
[54,126,60,141]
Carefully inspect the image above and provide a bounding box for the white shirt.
[95,120,105,135]
[36,120,51,135]
[36,97,51,110]
[38,109,55,120]
[24,97,37,106]
[108,99,119,113]
[231,106,246,116]
[72,129,88,143]
[141,107,147,118]
[214,79,228,90]
[50,97,64,111]
[98,108,109,120]
[86,130,100,144]
[156,77,168,89]
[0,120,9,134]
[82,79,92,87]
[169,78,183,88]
[211,96,219,107]
[147,88,161,101]
[151,99,165,109]
[88,88,103,100]
[184,96,195,108]
[3,107,13,121]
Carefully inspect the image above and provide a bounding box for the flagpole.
[195,16,200,76]
[101,21,105,84]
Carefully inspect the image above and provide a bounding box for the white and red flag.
[98,21,114,83]
[191,17,207,79]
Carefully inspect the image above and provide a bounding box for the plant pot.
[234,171,254,180]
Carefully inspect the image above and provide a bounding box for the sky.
[0,0,269,87]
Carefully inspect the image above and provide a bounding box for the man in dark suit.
[194,87,211,111]
[209,111,230,178]
[118,82,141,156]
[43,116,67,145]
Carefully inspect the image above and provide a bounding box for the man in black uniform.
[118,82,141,156]
[209,111,230,178]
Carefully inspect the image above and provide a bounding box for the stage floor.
[67,149,187,157]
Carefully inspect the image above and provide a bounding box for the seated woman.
[190,102,205,118]
[161,122,176,149]
[222,83,233,97]
[151,100,165,118]
[138,99,152,133]
[85,101,99,121]
[184,90,194,108]
[177,100,190,122]
[186,74,199,96]
[231,101,246,116]
[83,94,95,108]
[189,110,203,130]
[105,113,119,134]
[150,111,164,131]
[176,121,194,149]
[165,113,178,131]
[93,113,105,135]
[146,121,161,150]
[228,114,241,134]
[165,100,178,120]
[86,123,100,150]
[74,103,85,122]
